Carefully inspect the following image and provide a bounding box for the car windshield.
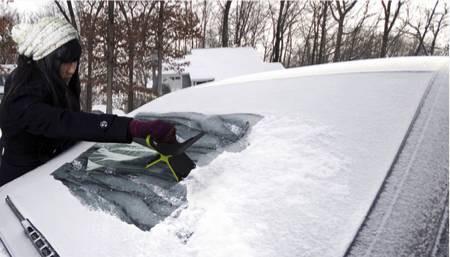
[52,112,262,231]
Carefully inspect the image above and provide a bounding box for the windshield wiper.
[5,196,59,257]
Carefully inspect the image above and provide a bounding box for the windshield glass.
[52,112,262,231]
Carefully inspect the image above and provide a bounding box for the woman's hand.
[129,119,176,144]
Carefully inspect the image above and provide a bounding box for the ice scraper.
[133,132,205,182]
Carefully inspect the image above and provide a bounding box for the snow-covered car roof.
[0,57,448,257]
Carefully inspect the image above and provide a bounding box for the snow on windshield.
[345,65,449,257]
[52,113,262,231]
[49,113,352,257]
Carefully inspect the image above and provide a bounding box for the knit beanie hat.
[12,17,79,61]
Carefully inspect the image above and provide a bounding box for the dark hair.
[0,39,82,124]
[35,39,82,109]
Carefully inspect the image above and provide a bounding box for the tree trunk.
[67,0,77,30]
[272,0,285,62]
[128,39,135,112]
[119,2,136,112]
[380,1,391,58]
[287,25,293,67]
[282,24,290,65]
[431,6,448,55]
[415,0,438,56]
[152,66,157,91]
[54,1,71,25]
[156,1,164,96]
[380,0,403,57]
[234,1,240,46]
[302,17,314,65]
[380,32,389,57]
[222,0,232,47]
[318,2,328,64]
[106,0,114,114]
[84,1,104,112]
[311,7,319,64]
[348,28,359,60]
[201,0,208,48]
[334,20,343,62]
[329,1,357,62]
[86,32,93,112]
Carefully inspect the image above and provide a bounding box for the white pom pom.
[11,23,31,45]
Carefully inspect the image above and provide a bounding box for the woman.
[0,17,175,186]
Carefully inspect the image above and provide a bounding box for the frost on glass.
[0,241,8,257]
[345,69,449,257]
[52,112,262,231]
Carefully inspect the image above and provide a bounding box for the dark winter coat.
[0,69,132,186]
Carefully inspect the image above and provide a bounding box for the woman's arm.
[8,90,132,143]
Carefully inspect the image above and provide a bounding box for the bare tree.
[221,0,232,47]
[271,0,285,62]
[357,18,381,59]
[283,22,294,66]
[42,0,450,111]
[79,1,104,112]
[247,1,269,48]
[156,1,164,95]
[0,12,17,64]
[343,1,373,60]
[141,2,198,97]
[329,0,357,62]
[309,1,328,65]
[430,2,448,55]
[54,0,77,29]
[135,1,157,92]
[269,1,304,63]
[298,1,328,65]
[310,2,319,64]
[317,1,329,64]
[199,0,209,48]
[118,2,138,112]
[106,0,114,114]
[66,0,77,30]
[380,0,403,57]
[179,2,201,53]
[54,1,71,24]
[232,1,255,46]
[407,0,439,55]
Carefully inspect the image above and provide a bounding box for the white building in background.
[162,47,284,92]
[161,72,191,93]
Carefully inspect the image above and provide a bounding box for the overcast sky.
[9,0,444,15]
[9,0,51,14]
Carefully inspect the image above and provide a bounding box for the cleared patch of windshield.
[52,112,262,231]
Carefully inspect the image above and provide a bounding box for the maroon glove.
[128,119,176,144]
